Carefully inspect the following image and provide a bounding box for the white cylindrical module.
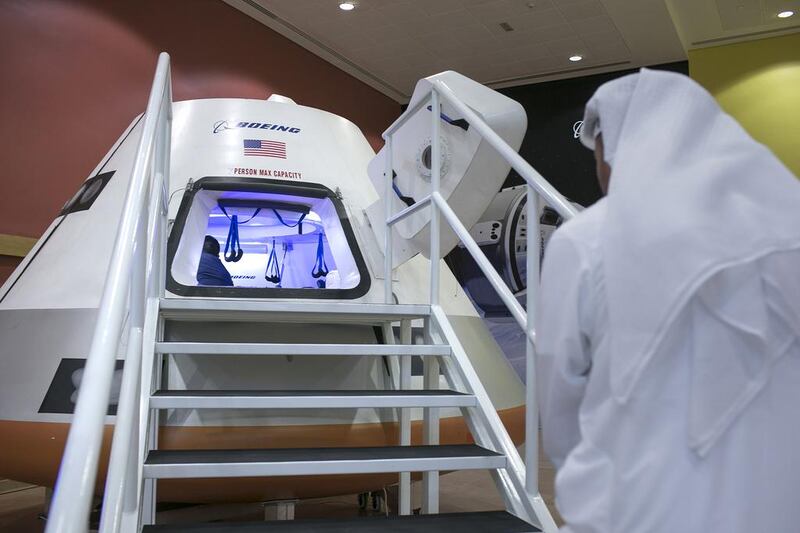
[367,71,528,268]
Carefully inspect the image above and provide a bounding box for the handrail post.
[429,89,441,306]
[525,187,540,495]
[139,106,170,529]
[98,210,148,533]
[422,315,440,514]
[398,319,412,515]
[383,135,394,304]
[421,87,443,516]
[156,91,171,299]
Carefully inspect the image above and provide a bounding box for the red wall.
[0,0,400,281]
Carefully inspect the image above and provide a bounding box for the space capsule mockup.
[0,72,530,503]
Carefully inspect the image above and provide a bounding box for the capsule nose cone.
[267,94,296,104]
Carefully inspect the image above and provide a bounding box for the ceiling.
[223,0,798,103]
[667,0,799,49]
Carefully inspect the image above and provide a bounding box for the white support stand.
[398,319,413,516]
[422,316,440,514]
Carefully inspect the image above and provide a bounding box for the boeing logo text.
[213,120,301,134]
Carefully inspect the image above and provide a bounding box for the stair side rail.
[45,52,173,533]
[382,79,578,533]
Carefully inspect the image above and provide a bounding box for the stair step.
[159,298,430,324]
[143,445,505,479]
[150,389,475,409]
[141,511,540,532]
[154,342,450,356]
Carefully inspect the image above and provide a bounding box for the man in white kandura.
[536,68,800,532]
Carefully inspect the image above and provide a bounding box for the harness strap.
[311,233,329,279]
[239,207,261,224]
[273,209,307,235]
[222,211,244,263]
[220,206,260,263]
[265,239,281,284]
[278,242,289,286]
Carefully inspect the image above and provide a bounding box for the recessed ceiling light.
[569,55,583,62]
[339,2,355,10]
[777,10,794,18]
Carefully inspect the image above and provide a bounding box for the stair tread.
[153,342,449,356]
[152,390,467,397]
[149,389,476,410]
[141,511,539,532]
[146,445,500,465]
[159,298,430,323]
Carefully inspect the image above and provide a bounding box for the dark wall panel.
[499,62,689,207]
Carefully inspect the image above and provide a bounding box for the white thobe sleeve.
[536,232,593,470]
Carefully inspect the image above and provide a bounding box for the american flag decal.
[243,139,287,158]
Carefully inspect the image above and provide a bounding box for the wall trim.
[0,234,37,258]
[690,25,800,49]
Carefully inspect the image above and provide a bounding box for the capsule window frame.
[165,176,372,299]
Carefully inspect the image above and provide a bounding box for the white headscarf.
[580,68,800,456]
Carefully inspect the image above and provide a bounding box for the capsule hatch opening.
[166,177,371,299]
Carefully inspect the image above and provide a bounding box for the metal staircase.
[44,53,579,533]
[136,298,537,531]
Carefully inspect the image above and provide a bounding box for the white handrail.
[46,52,172,533]
[524,185,540,496]
[384,91,431,138]
[431,191,527,330]
[387,194,431,226]
[100,92,172,533]
[429,89,441,307]
[431,79,578,221]
[382,80,575,532]
[383,135,394,304]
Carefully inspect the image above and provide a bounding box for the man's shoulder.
[199,252,225,270]
[551,197,607,250]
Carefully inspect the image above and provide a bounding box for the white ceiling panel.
[558,0,608,21]
[223,0,691,102]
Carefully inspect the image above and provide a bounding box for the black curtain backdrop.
[498,61,689,207]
